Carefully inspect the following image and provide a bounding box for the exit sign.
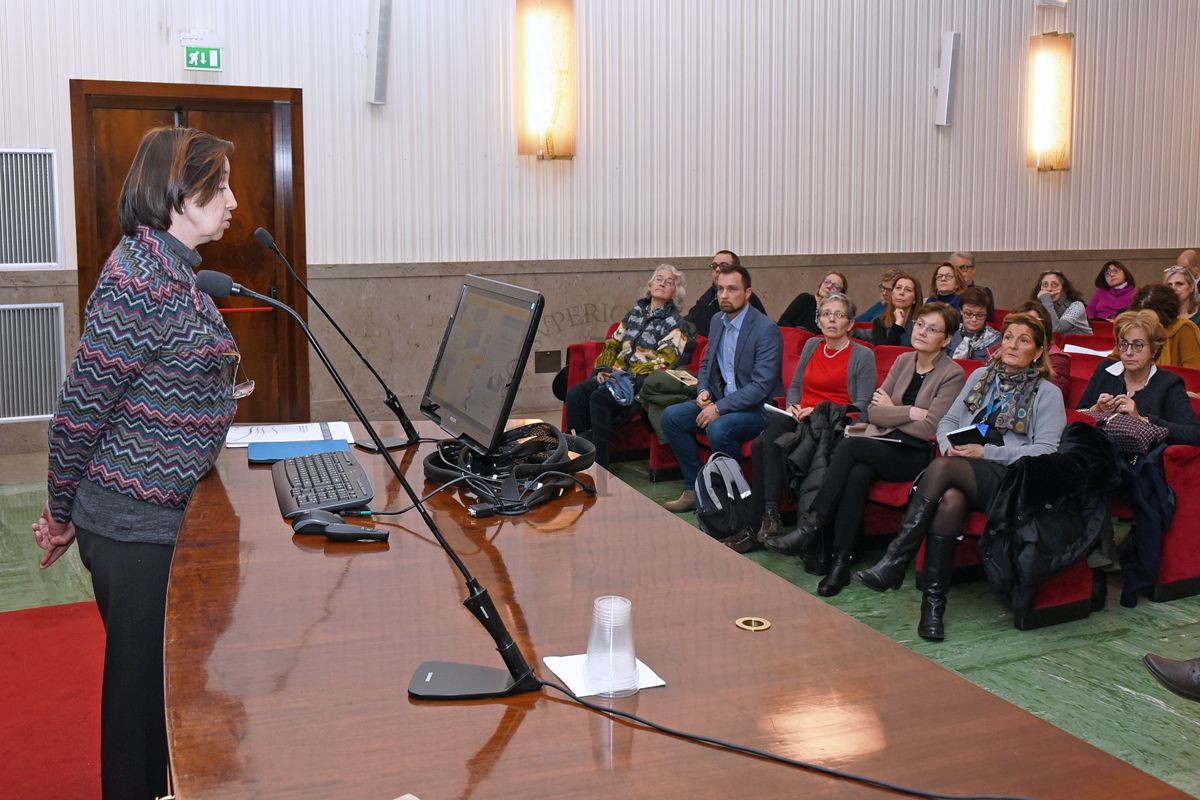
[184,46,222,71]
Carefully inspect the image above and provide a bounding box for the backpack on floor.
[694,452,753,539]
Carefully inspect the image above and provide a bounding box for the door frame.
[69,79,309,421]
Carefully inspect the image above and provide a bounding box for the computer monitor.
[420,275,545,455]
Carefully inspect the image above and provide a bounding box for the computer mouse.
[291,509,344,534]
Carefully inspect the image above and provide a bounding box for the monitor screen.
[420,275,545,455]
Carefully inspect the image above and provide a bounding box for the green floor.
[4,464,1199,796]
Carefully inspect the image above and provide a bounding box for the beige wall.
[1,248,1181,453]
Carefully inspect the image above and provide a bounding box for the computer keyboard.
[272,450,375,518]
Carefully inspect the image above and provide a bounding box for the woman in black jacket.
[1076,309,1200,606]
[778,271,848,334]
[1076,309,1200,447]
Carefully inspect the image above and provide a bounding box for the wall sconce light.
[516,0,575,160]
[1026,32,1073,171]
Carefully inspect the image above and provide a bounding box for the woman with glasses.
[872,271,921,346]
[856,268,904,322]
[856,312,1066,641]
[33,127,242,799]
[1077,310,1200,604]
[1087,260,1137,321]
[924,262,967,311]
[765,303,965,597]
[565,264,692,468]
[724,293,875,555]
[1033,270,1092,335]
[1130,284,1200,370]
[1164,266,1200,327]
[778,271,849,334]
[948,287,1001,360]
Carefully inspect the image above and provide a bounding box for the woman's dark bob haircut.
[118,127,235,236]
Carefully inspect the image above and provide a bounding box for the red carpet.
[0,601,103,798]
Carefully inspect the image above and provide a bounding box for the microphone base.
[356,434,416,453]
[408,660,541,700]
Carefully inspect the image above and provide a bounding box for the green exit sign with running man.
[184,46,222,71]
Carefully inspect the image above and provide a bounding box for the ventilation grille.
[0,150,59,268]
[1,304,65,422]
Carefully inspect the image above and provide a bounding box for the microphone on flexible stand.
[196,269,541,700]
[253,226,419,449]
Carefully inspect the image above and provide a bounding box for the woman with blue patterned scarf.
[856,312,1066,642]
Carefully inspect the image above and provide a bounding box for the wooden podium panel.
[164,423,1184,799]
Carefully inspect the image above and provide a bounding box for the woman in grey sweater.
[856,312,1067,641]
[1034,270,1092,335]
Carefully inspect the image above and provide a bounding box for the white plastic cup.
[583,595,639,698]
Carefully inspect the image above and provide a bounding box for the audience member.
[856,312,1066,641]
[1087,260,1137,321]
[1077,310,1200,446]
[1010,300,1071,396]
[766,303,965,596]
[778,271,849,334]
[872,271,920,346]
[1178,249,1199,281]
[949,251,994,316]
[685,250,766,335]
[949,287,1001,360]
[1033,270,1092,335]
[1077,309,1200,606]
[925,262,967,311]
[1130,284,1200,370]
[856,268,903,322]
[661,263,782,513]
[725,293,875,555]
[1164,266,1200,327]
[565,264,692,468]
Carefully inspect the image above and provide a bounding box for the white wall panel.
[0,0,1196,266]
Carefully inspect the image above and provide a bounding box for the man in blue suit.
[662,263,783,512]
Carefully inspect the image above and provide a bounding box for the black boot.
[916,533,958,641]
[856,492,938,592]
[764,508,825,553]
[803,534,831,576]
[817,548,852,597]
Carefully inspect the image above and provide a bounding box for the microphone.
[253,227,419,450]
[195,270,540,700]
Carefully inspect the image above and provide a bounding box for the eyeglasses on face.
[936,272,956,281]
[818,310,849,321]
[821,278,844,291]
[1117,340,1147,353]
[878,283,894,292]
[913,319,945,335]
[651,276,676,286]
[1105,265,1125,275]
[961,310,988,321]
[709,261,732,270]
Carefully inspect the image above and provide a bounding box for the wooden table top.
[164,422,1184,799]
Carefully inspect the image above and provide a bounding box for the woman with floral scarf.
[856,312,1066,642]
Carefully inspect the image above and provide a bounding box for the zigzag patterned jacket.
[47,226,238,523]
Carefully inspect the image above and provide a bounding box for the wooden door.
[69,80,309,423]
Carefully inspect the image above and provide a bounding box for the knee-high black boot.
[855,492,937,592]
[917,532,958,641]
